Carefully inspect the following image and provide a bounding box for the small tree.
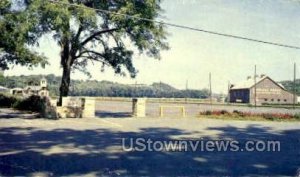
[0,0,169,105]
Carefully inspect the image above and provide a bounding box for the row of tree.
[0,74,210,98]
[279,80,300,96]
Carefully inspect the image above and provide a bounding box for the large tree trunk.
[58,64,71,106]
[58,38,72,106]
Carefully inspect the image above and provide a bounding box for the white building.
[11,77,49,97]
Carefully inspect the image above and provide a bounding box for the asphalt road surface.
[0,115,299,176]
[96,100,300,118]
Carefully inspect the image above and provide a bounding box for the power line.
[48,0,300,50]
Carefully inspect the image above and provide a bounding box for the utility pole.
[186,79,188,90]
[227,81,230,104]
[254,65,257,108]
[185,79,188,102]
[159,81,162,98]
[209,72,212,105]
[293,63,296,109]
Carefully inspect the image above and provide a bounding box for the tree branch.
[75,25,83,42]
[80,28,119,47]
[80,54,111,67]
[75,49,105,60]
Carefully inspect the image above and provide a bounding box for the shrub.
[212,110,222,116]
[204,110,212,115]
[233,110,251,117]
[220,110,229,115]
[13,95,58,119]
[13,95,46,113]
[261,113,276,120]
[261,113,292,120]
[0,94,19,108]
[294,113,300,120]
[233,110,240,114]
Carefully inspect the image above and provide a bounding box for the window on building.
[271,99,274,102]
[284,99,287,102]
[278,99,280,102]
[264,98,268,101]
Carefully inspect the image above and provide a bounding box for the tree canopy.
[0,0,169,104]
[0,0,47,70]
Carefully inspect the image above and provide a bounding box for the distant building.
[11,77,49,97]
[229,75,295,105]
[10,88,23,96]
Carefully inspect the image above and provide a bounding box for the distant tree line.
[280,80,300,96]
[0,74,210,98]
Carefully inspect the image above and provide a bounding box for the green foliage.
[0,93,19,107]
[13,95,46,112]
[203,110,212,115]
[220,110,229,115]
[280,79,300,95]
[1,0,168,76]
[0,0,47,70]
[293,113,300,120]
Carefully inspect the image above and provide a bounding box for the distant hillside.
[0,74,209,98]
[279,79,300,95]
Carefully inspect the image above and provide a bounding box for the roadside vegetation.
[0,93,55,118]
[199,110,300,122]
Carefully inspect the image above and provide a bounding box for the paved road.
[96,100,300,117]
[0,117,299,176]
[0,108,39,119]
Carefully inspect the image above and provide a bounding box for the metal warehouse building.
[229,75,295,105]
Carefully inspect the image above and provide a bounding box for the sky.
[5,0,300,93]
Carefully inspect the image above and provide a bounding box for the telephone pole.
[185,79,188,90]
[209,72,212,105]
[185,79,188,102]
[227,81,230,104]
[293,63,296,109]
[254,65,257,108]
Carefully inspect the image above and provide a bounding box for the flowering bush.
[261,113,292,119]
[200,110,296,120]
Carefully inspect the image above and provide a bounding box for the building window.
[278,99,280,102]
[284,99,287,102]
[271,99,274,102]
[264,98,268,101]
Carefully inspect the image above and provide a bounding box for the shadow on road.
[0,125,299,176]
[95,111,132,118]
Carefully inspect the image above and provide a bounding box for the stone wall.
[56,97,95,118]
[132,98,146,117]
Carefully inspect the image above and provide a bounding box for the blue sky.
[5,0,300,93]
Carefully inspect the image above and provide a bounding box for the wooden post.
[160,106,164,117]
[181,107,186,117]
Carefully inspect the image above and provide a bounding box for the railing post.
[182,107,186,117]
[160,106,164,117]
